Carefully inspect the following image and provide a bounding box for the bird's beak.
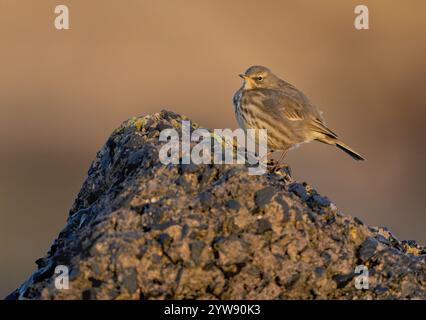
[239,74,247,79]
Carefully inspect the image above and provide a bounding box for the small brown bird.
[233,65,365,161]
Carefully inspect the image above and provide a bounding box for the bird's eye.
[257,76,263,81]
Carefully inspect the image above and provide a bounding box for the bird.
[233,65,365,161]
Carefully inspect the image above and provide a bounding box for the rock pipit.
[233,65,365,161]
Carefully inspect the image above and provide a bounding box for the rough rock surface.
[6,110,426,300]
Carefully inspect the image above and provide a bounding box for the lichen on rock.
[6,110,426,300]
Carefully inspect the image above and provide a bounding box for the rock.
[190,241,205,264]
[225,200,241,211]
[358,237,379,262]
[256,219,272,234]
[198,192,214,209]
[289,183,309,201]
[6,110,426,300]
[254,187,275,208]
[333,273,355,289]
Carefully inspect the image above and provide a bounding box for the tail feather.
[335,142,365,161]
[316,136,365,161]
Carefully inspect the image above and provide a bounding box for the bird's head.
[239,65,280,89]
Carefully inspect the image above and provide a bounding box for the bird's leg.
[253,149,288,166]
[267,150,292,176]
[277,150,288,164]
[257,149,275,165]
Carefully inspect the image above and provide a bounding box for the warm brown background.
[1,0,425,298]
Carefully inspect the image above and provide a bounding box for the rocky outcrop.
[6,110,426,300]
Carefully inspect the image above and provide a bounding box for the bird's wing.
[260,88,316,121]
[260,88,339,138]
[310,118,338,138]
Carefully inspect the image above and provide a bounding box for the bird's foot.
[266,151,291,176]
[266,163,292,180]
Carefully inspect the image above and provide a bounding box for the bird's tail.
[317,136,365,161]
[311,120,365,161]
[335,141,365,161]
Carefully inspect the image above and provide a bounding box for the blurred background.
[1,0,425,298]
